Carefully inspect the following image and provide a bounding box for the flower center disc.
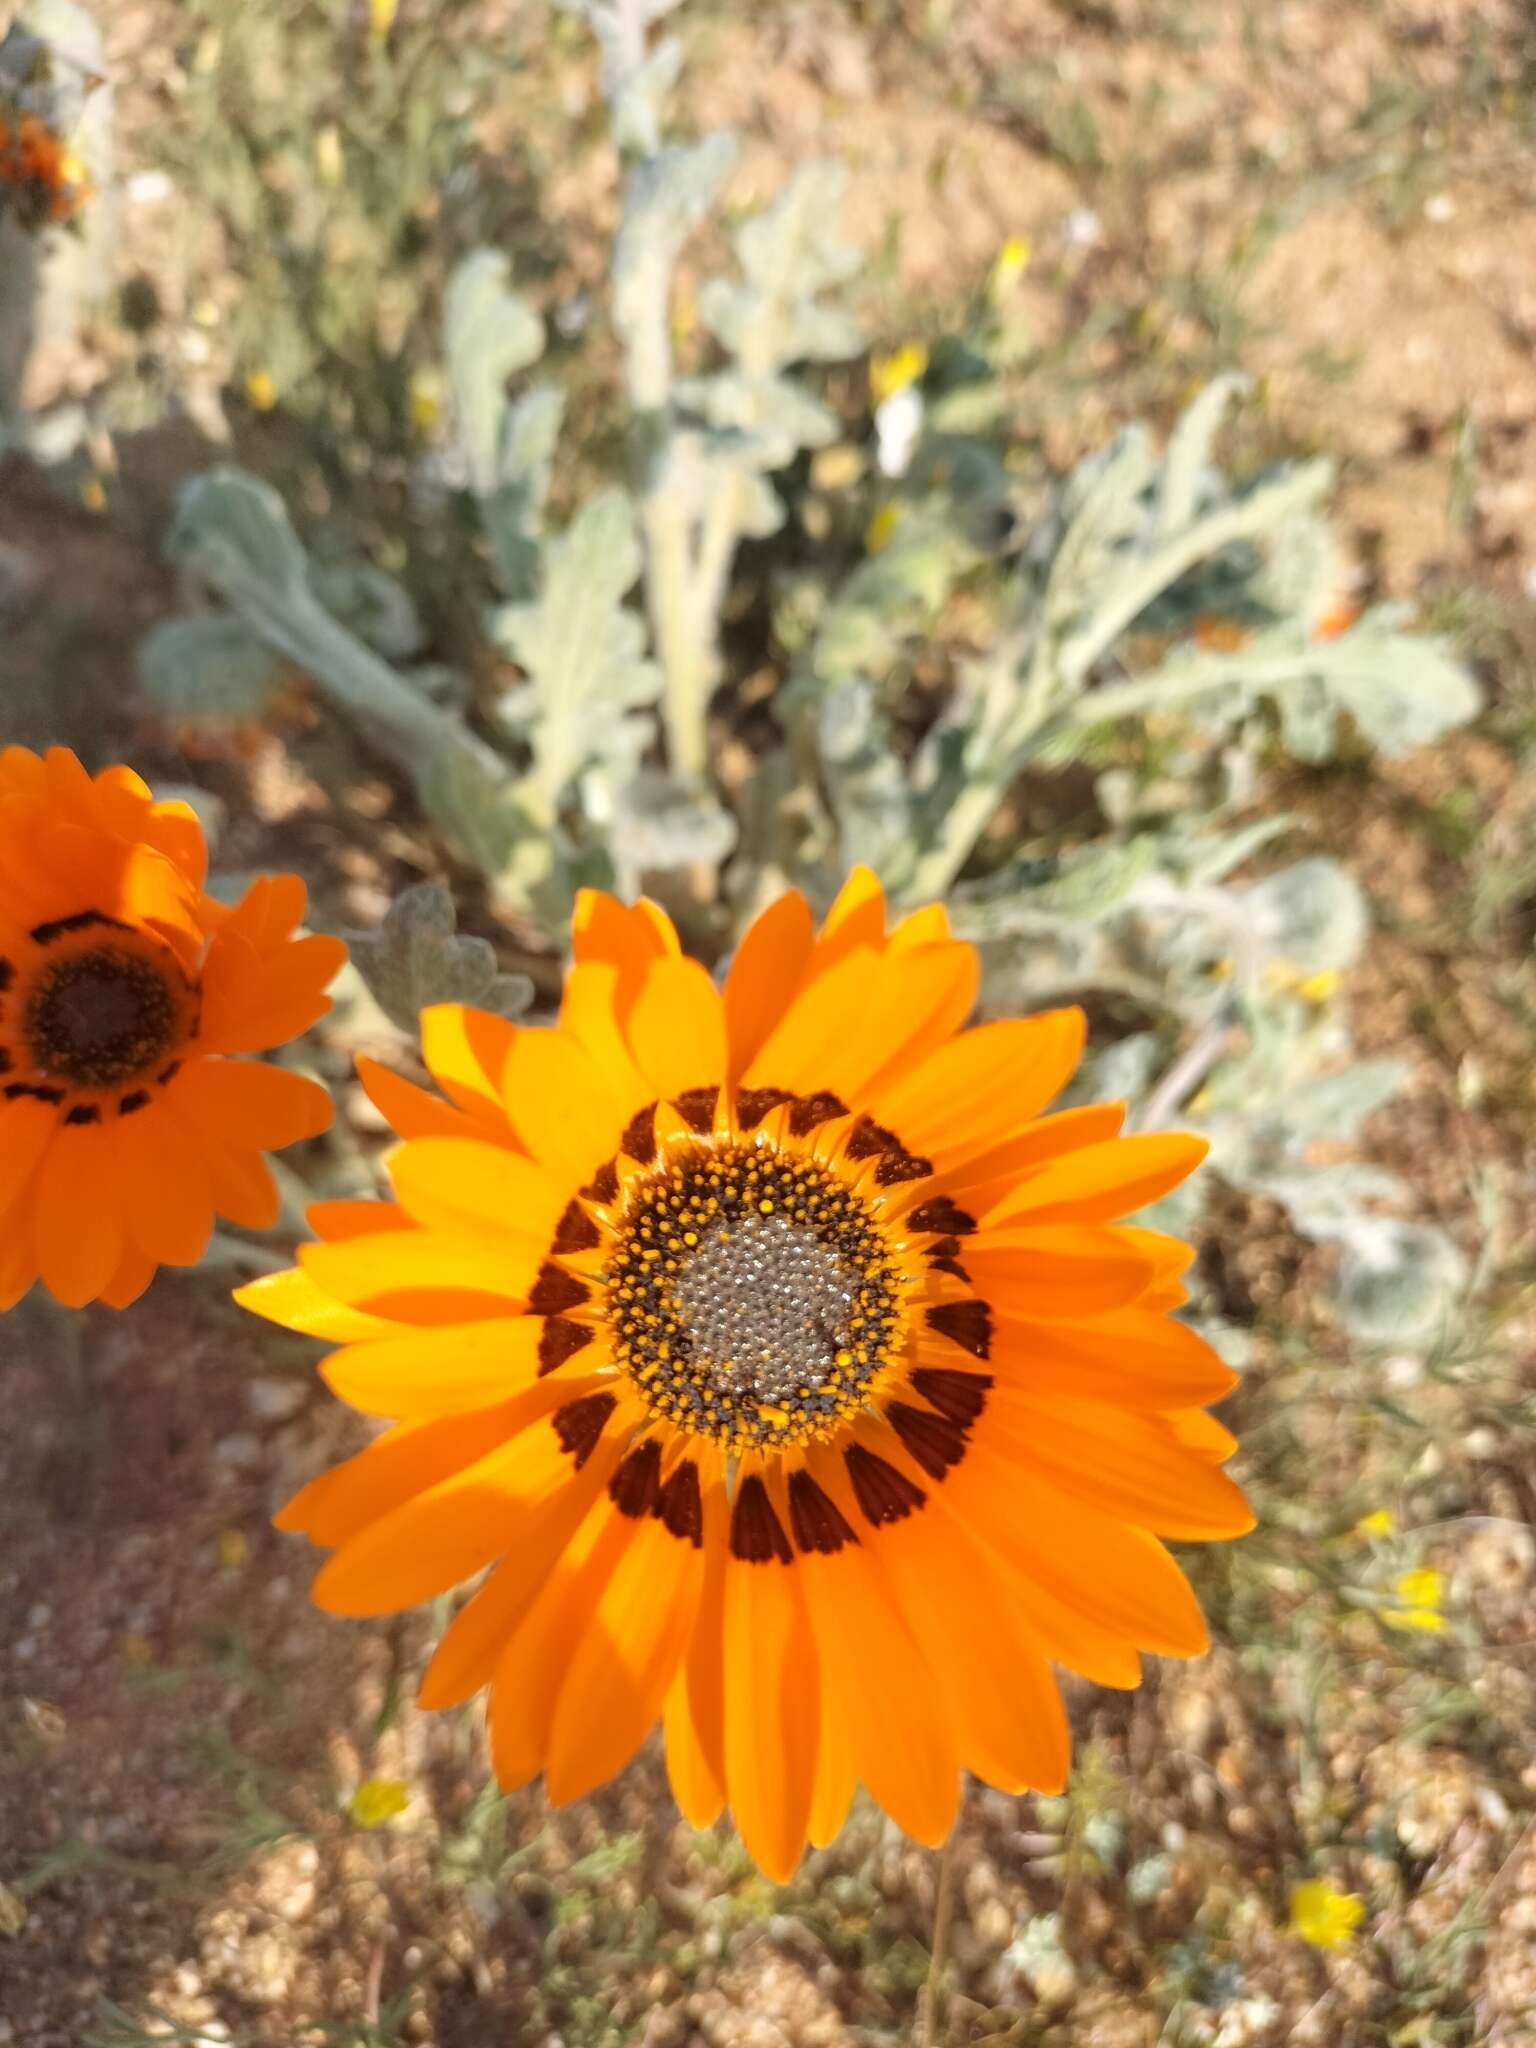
[24,943,180,1089]
[606,1142,907,1451]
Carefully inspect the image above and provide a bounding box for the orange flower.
[0,748,344,1310]
[240,871,1251,1879]
[0,111,90,227]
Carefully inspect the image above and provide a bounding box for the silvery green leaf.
[1185,814,1297,883]
[809,517,972,684]
[678,370,839,462]
[1277,674,1342,762]
[818,678,914,875]
[415,747,538,883]
[309,562,426,662]
[347,882,534,1034]
[609,770,738,886]
[135,617,288,726]
[1282,1060,1410,1142]
[705,160,860,370]
[1156,372,1248,537]
[1331,1219,1468,1348]
[1241,857,1368,971]
[168,468,309,599]
[445,251,545,497]
[484,383,565,598]
[1250,1163,1410,1239]
[613,134,738,410]
[491,489,661,802]
[1023,837,1161,920]
[1309,613,1483,756]
[1253,510,1341,626]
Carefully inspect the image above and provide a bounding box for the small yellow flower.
[245,369,278,413]
[870,341,928,408]
[989,235,1031,300]
[314,124,344,187]
[349,1777,409,1828]
[1296,969,1340,1004]
[1289,1878,1365,1951]
[1207,958,1234,982]
[216,1529,248,1573]
[1382,1567,1445,1632]
[408,367,443,434]
[369,0,400,38]
[670,284,697,349]
[1354,1509,1397,1540]
[80,477,106,514]
[865,502,902,554]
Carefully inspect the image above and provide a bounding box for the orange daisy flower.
[240,871,1252,1879]
[0,747,344,1311]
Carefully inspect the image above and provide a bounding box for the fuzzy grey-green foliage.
[138,0,1486,1351]
[347,883,534,1036]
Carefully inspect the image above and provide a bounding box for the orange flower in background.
[0,110,91,226]
[0,748,344,1311]
[240,870,1252,1879]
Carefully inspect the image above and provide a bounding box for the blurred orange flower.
[0,748,344,1310]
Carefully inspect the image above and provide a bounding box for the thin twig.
[1135,1018,1240,1132]
[921,1830,959,2048]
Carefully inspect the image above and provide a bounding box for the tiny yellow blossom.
[865,502,902,554]
[1207,958,1234,982]
[245,369,278,413]
[1382,1567,1445,1632]
[370,0,400,38]
[989,235,1031,300]
[870,341,928,408]
[1296,968,1341,1004]
[1354,1509,1397,1540]
[216,1529,248,1573]
[350,1777,409,1828]
[1289,1878,1365,1951]
[314,124,344,187]
[670,285,697,348]
[80,477,106,514]
[408,367,443,434]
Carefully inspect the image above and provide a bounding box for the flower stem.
[921,1828,959,2048]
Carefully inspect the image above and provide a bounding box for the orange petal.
[794,1532,960,1846]
[722,891,815,1082]
[121,1102,215,1267]
[987,1308,1238,1410]
[356,1054,481,1142]
[627,957,728,1100]
[387,1136,563,1243]
[311,1382,581,1613]
[0,1097,61,1220]
[985,1388,1254,1540]
[961,1225,1158,1318]
[34,1121,123,1307]
[546,1505,705,1803]
[812,943,979,1107]
[809,867,885,971]
[982,1132,1209,1227]
[169,1059,333,1151]
[419,1432,626,1710]
[868,1010,1087,1167]
[321,1315,545,1419]
[502,1026,637,1184]
[419,1004,519,1122]
[721,1550,819,1883]
[742,945,878,1093]
[299,1227,542,1313]
[235,1264,396,1343]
